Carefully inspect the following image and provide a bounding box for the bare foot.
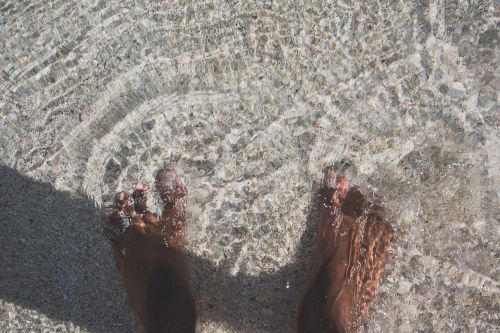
[298,166,394,333]
[104,167,195,333]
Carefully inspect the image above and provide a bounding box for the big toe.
[155,167,187,204]
[321,166,349,208]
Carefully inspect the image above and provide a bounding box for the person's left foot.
[298,167,394,333]
[104,167,196,333]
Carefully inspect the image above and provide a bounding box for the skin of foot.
[298,166,394,333]
[104,167,196,333]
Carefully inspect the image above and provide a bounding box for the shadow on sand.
[0,164,320,332]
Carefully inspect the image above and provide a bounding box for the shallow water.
[0,0,498,332]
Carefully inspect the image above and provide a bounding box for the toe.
[132,181,148,214]
[143,211,160,225]
[322,166,338,190]
[104,206,123,239]
[321,166,349,208]
[115,191,134,216]
[131,214,147,234]
[103,200,136,242]
[154,167,188,248]
[155,167,187,205]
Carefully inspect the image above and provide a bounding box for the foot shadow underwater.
[0,164,321,332]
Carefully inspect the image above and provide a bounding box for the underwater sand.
[0,0,498,332]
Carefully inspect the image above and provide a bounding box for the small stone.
[477,94,491,107]
[449,83,465,99]
[141,119,155,131]
[438,84,449,94]
[170,151,181,162]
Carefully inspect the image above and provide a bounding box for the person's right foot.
[105,167,195,333]
[298,166,394,333]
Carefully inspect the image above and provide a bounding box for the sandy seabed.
[0,0,498,332]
